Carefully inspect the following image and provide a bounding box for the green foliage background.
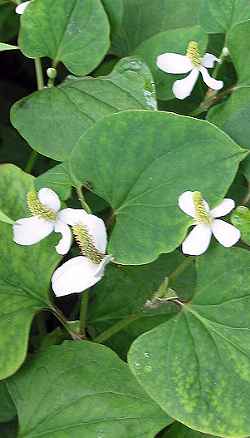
[1,0,250,437]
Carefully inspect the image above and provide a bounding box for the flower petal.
[200,66,223,91]
[212,219,240,247]
[78,214,107,253]
[57,208,88,226]
[156,53,193,74]
[38,188,61,212]
[178,191,196,218]
[182,224,212,255]
[52,256,105,297]
[202,53,220,68]
[13,216,54,245]
[54,220,72,255]
[211,199,235,218]
[16,1,31,14]
[94,255,113,278]
[172,69,199,100]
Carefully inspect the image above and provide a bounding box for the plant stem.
[34,58,44,91]
[94,256,195,343]
[52,307,82,341]
[25,149,38,173]
[190,45,230,118]
[79,291,89,337]
[76,185,91,213]
[168,256,195,283]
[94,314,140,344]
[25,58,44,174]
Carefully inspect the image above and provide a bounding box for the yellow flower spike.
[72,224,105,264]
[186,41,201,67]
[27,190,57,221]
[192,191,211,225]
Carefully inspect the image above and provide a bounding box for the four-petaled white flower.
[157,41,224,100]
[13,188,78,255]
[179,191,240,255]
[16,1,31,14]
[51,209,112,296]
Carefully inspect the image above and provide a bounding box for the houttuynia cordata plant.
[1,0,250,437]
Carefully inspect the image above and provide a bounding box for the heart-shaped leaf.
[111,0,200,56]
[208,21,250,149]
[0,164,61,379]
[200,0,250,33]
[18,0,110,76]
[11,57,156,161]
[128,246,250,437]
[101,0,123,36]
[8,342,172,437]
[69,110,246,264]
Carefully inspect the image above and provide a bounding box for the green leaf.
[0,164,61,379]
[11,57,156,161]
[128,246,250,437]
[134,25,208,101]
[208,21,250,149]
[111,0,201,56]
[227,20,250,86]
[89,252,195,358]
[0,42,18,51]
[231,206,250,245]
[18,0,110,76]
[101,0,123,35]
[8,342,172,437]
[165,422,221,437]
[0,3,19,42]
[0,208,14,224]
[242,155,250,181]
[200,0,250,33]
[69,110,246,264]
[208,88,250,149]
[35,164,72,201]
[0,382,16,423]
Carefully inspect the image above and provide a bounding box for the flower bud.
[47,68,57,80]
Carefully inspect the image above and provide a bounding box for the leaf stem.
[25,58,44,174]
[79,291,89,337]
[168,256,195,283]
[93,256,194,343]
[25,149,38,173]
[52,307,82,341]
[34,58,44,91]
[76,185,91,213]
[190,45,230,117]
[94,314,140,344]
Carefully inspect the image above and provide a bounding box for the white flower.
[13,188,79,255]
[157,41,224,100]
[16,1,31,14]
[52,210,112,296]
[179,191,240,255]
